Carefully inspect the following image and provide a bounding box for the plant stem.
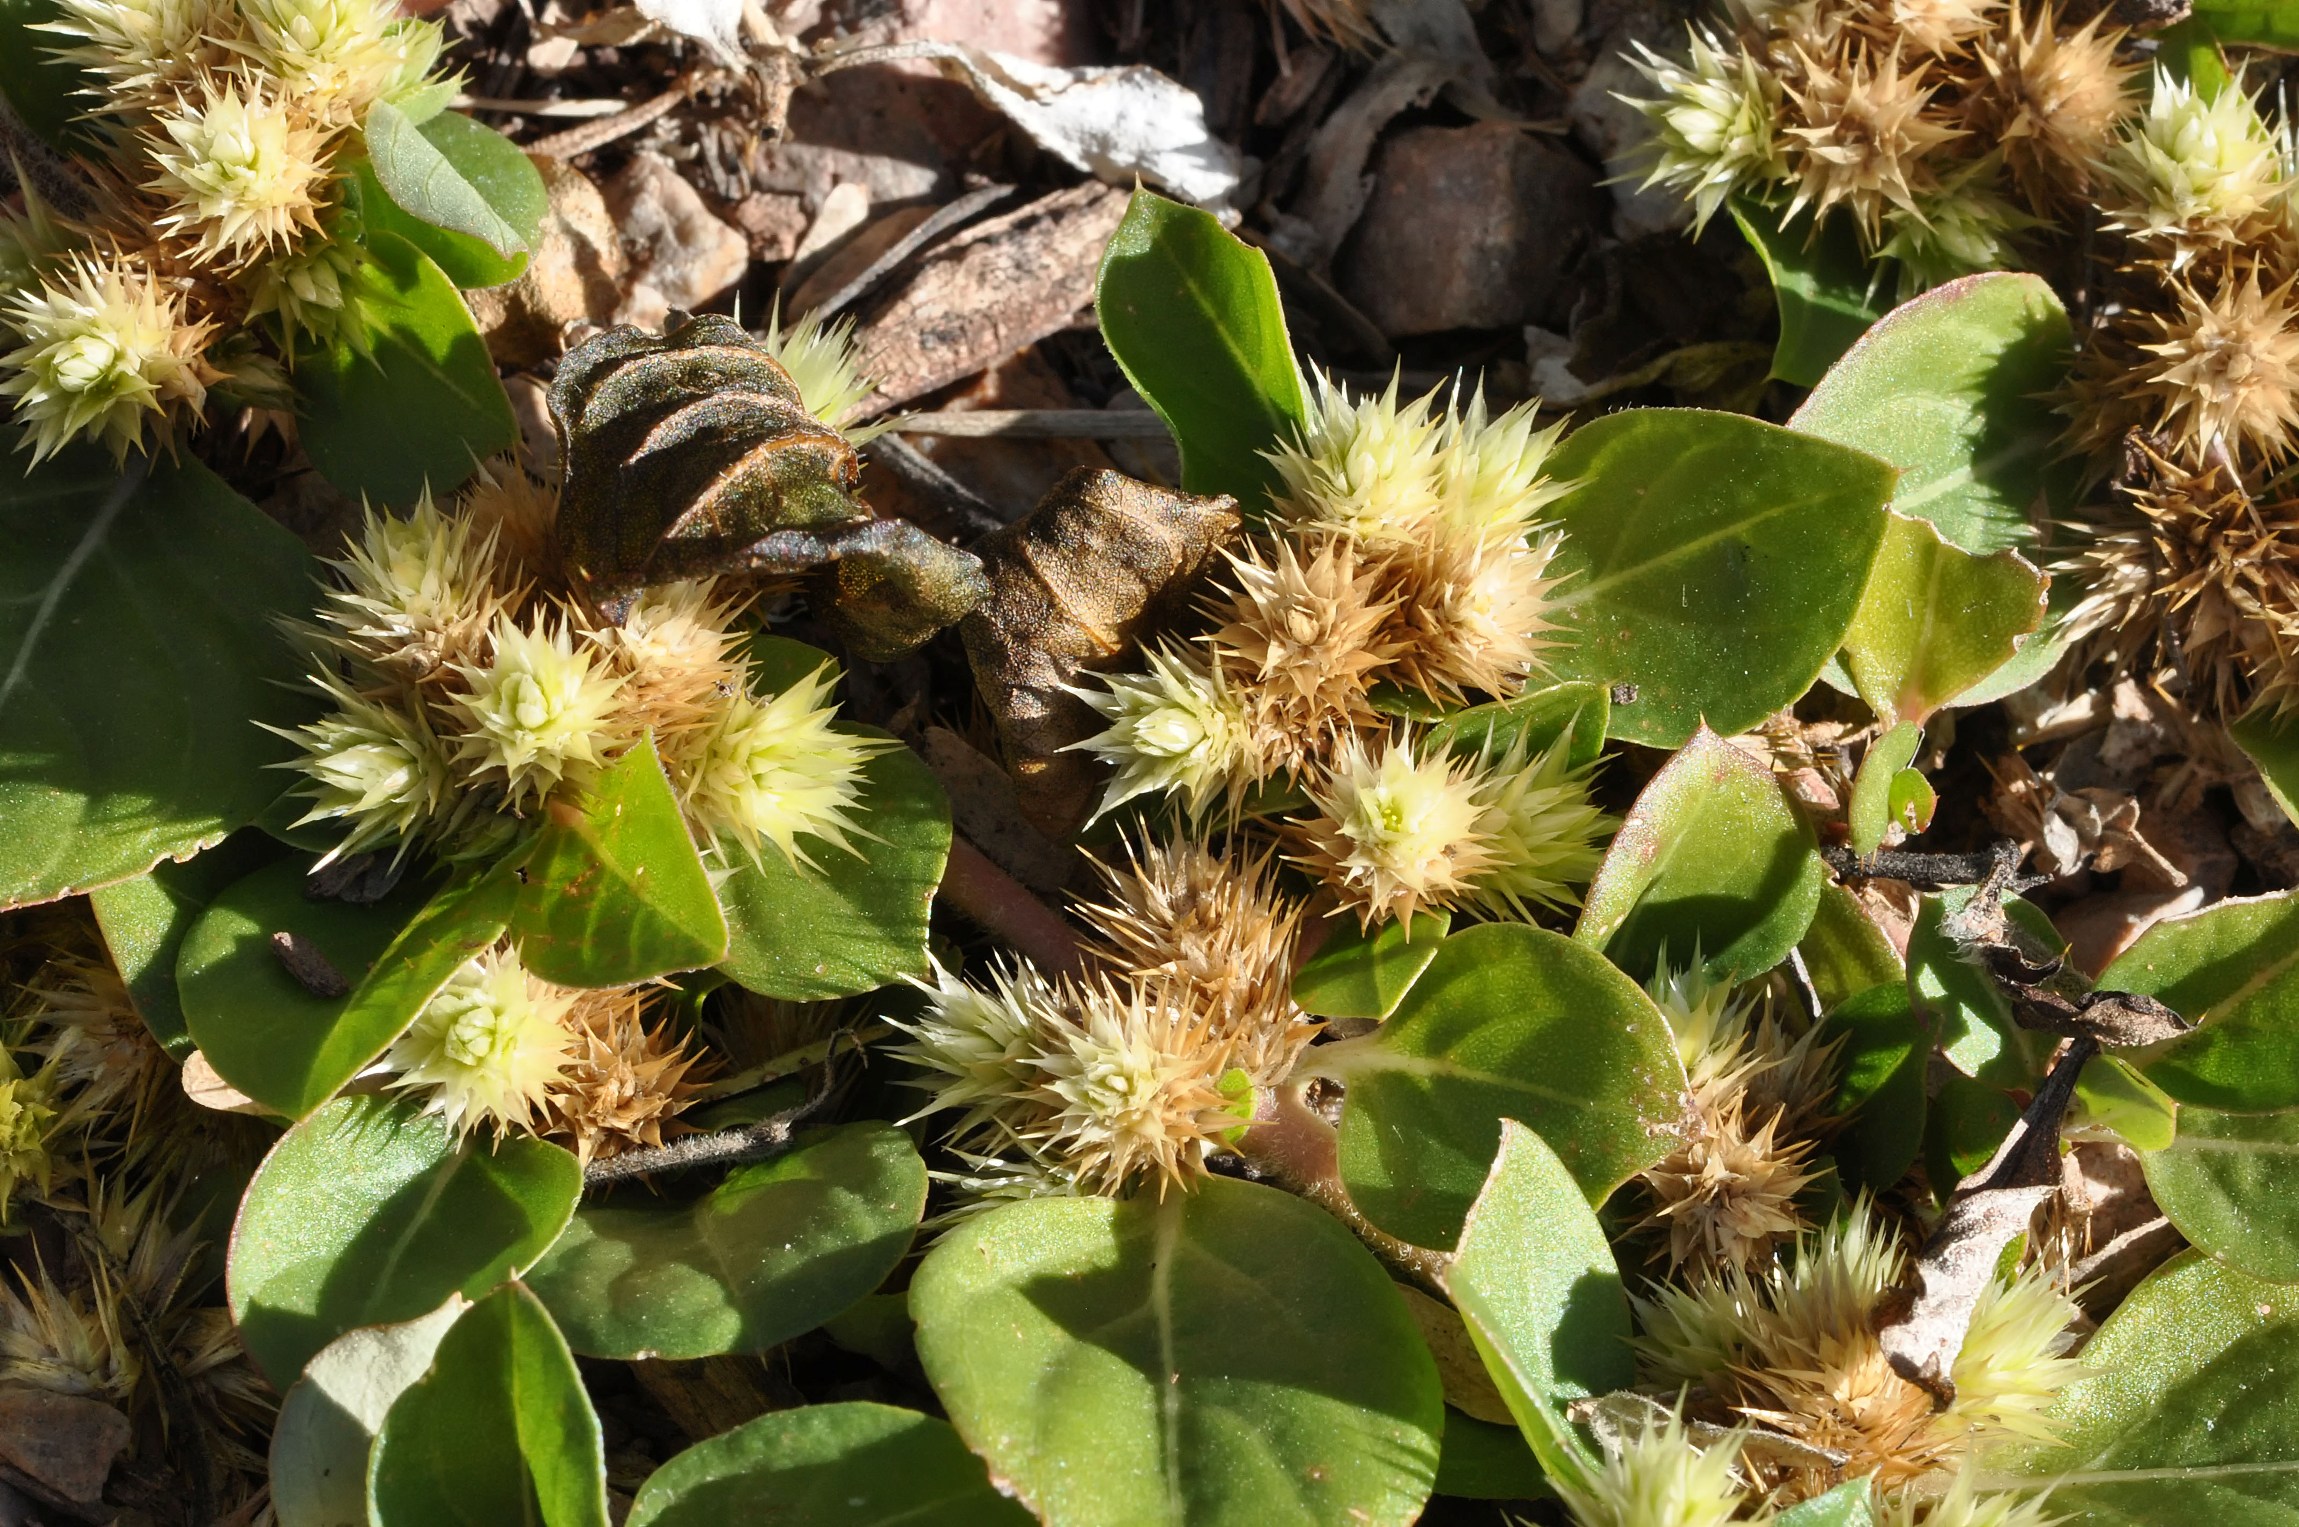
[1233,1081,1450,1294]
[938,835,1088,978]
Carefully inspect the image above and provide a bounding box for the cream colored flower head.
[1296,731,1497,927]
[762,305,885,442]
[893,957,1060,1145]
[40,0,240,101]
[274,681,452,866]
[0,252,213,463]
[236,0,425,122]
[682,662,887,870]
[1624,27,1789,230]
[242,237,361,345]
[0,1049,55,1224]
[1466,733,1613,918]
[145,79,331,266]
[2105,69,2288,244]
[321,491,506,683]
[1556,1405,1754,1527]
[1073,642,1260,819]
[450,615,628,808]
[1268,369,1447,545]
[386,948,576,1138]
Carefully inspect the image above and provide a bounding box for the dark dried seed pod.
[961,467,1239,835]
[548,313,988,656]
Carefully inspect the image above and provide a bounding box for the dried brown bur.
[548,314,989,657]
[960,468,1239,835]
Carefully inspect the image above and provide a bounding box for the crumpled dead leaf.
[822,42,1243,212]
[1983,752,2185,885]
[960,467,1238,836]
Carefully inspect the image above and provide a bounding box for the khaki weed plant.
[0,0,2295,1517]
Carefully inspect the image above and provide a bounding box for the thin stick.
[582,1050,845,1188]
[525,68,711,160]
[887,409,1176,440]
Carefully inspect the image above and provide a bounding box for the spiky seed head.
[544,987,710,1165]
[457,459,561,586]
[761,305,885,441]
[241,235,361,345]
[1464,734,1613,919]
[449,614,628,809]
[1267,370,1447,546]
[317,493,509,686]
[1020,973,1245,1196]
[0,251,213,463]
[2104,70,2288,247]
[681,662,886,870]
[1879,1475,2061,1527]
[1973,7,2136,204]
[22,953,169,1137]
[1076,837,1315,1079]
[928,1143,1087,1224]
[386,947,576,1137]
[1214,535,1402,760]
[892,957,1062,1146]
[1296,731,1498,928]
[601,579,752,760]
[0,188,79,300]
[1640,1095,1825,1275]
[144,79,331,266]
[1939,1259,2086,1445]
[1554,1405,1753,1527]
[39,0,241,101]
[0,1050,55,1223]
[1624,27,1791,229]
[0,1262,135,1400]
[2136,265,2299,466]
[1877,162,2035,295]
[1388,528,1568,703]
[272,681,452,865]
[1782,47,1963,240]
[1436,386,1572,537]
[235,0,422,123]
[1874,0,2001,56]
[1072,643,1264,819]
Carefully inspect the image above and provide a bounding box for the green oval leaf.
[369,1282,608,1527]
[229,1095,579,1384]
[2001,1251,2299,1519]
[88,830,283,1059]
[1907,887,2054,1089]
[272,1297,467,1527]
[1838,513,2046,727]
[0,449,316,910]
[1541,410,1896,747]
[1095,187,1305,513]
[1797,883,1905,1010]
[913,1176,1442,1527]
[2144,1106,2299,1283]
[2106,893,2299,1110]
[1314,922,1687,1250]
[1824,982,1928,1194]
[2188,0,2299,48]
[1434,1412,1551,1501]
[1290,911,1450,1022]
[528,1121,925,1360]
[348,111,545,289]
[1574,726,1827,983]
[716,730,949,1000]
[182,855,518,1119]
[1778,1481,1875,1527]
[2230,705,2299,829]
[1445,1120,1632,1487]
[508,735,728,987]
[1791,271,2073,556]
[1847,721,1923,856]
[1728,199,1886,388]
[363,100,530,260]
[297,229,516,507]
[627,1403,1031,1527]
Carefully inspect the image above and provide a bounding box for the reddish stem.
[937,835,1088,979]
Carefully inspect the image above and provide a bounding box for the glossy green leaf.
[1575,727,1827,983]
[2189,0,2299,47]
[1790,271,2072,555]
[1729,199,1886,387]
[358,110,544,288]
[1311,922,1686,1250]
[911,1175,1443,1527]
[1095,187,1306,513]
[0,0,88,147]
[717,730,949,1000]
[1426,682,1609,771]
[1926,1072,2022,1189]
[272,1297,466,1527]
[2153,18,2234,90]
[1907,888,2053,1089]
[1839,513,2047,726]
[1798,883,1905,1009]
[628,1403,1031,1527]
[2072,1055,2177,1154]
[2139,1105,2299,1282]
[89,831,282,1059]
[1290,911,1450,1021]
[1433,1413,1550,1501]
[2000,1252,2299,1519]
[363,100,529,260]
[1847,721,1923,856]
[1887,766,1937,836]
[229,1095,579,1384]
[2230,704,2299,828]
[369,1282,608,1527]
[528,1122,925,1360]
[1541,410,1895,747]
[2107,893,2299,1110]
[1445,1121,1632,1488]
[297,229,516,507]
[1778,1481,1875,1527]
[182,856,518,1119]
[509,735,727,987]
[0,447,315,910]
[1825,983,1928,1193]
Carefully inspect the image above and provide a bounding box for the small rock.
[605,152,753,327]
[727,189,810,262]
[1569,42,1694,239]
[892,0,1100,64]
[466,156,625,367]
[0,1385,133,1506]
[1337,123,1604,337]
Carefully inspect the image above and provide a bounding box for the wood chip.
[0,1387,132,1507]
